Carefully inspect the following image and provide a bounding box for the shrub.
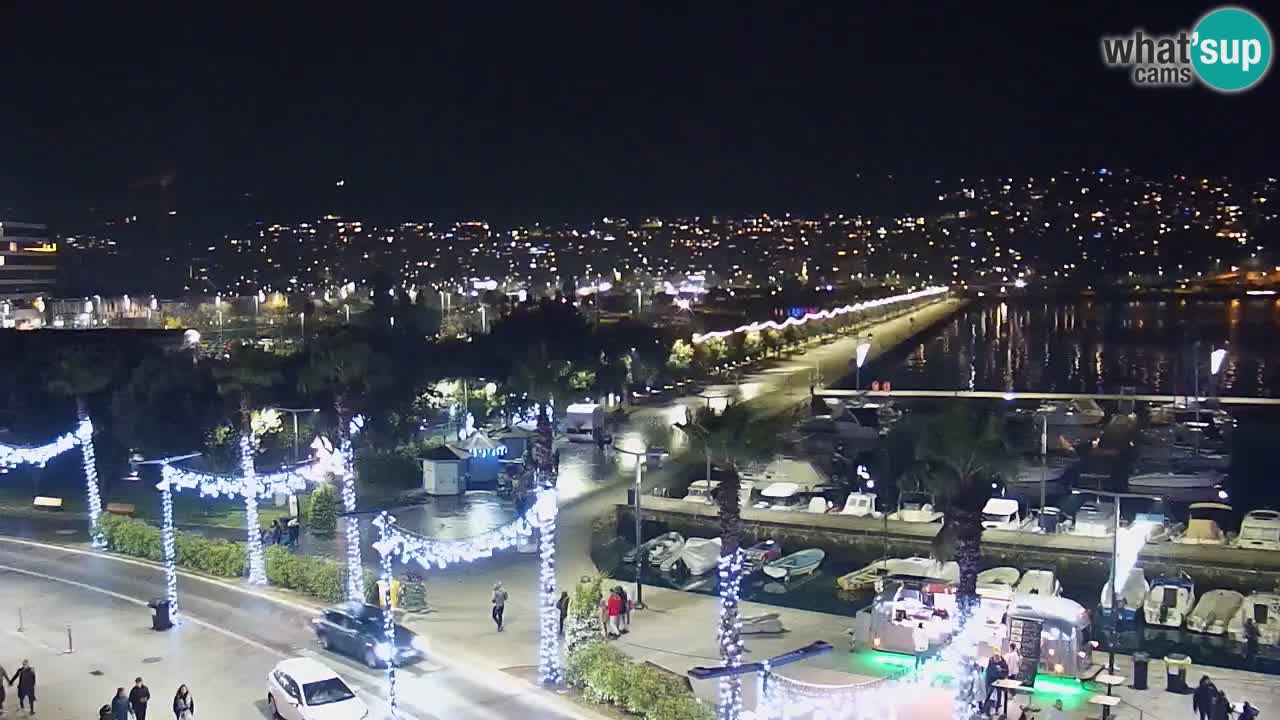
[265,545,344,602]
[308,484,338,534]
[565,639,713,720]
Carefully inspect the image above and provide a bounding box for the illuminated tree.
[46,345,118,546]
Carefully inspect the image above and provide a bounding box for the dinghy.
[835,556,957,592]
[1187,590,1244,635]
[762,548,825,580]
[622,532,684,566]
[1016,568,1062,596]
[670,537,721,575]
[1144,577,1196,628]
[744,540,782,570]
[977,567,1022,589]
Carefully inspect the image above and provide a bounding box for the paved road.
[0,537,594,720]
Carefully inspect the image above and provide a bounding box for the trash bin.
[1165,653,1192,693]
[1039,507,1061,533]
[148,598,173,631]
[1133,652,1149,690]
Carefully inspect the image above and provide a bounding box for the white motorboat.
[1070,502,1115,537]
[982,497,1025,531]
[762,548,825,580]
[1136,443,1231,472]
[683,480,719,504]
[1173,503,1232,546]
[1101,568,1149,621]
[836,556,958,592]
[1144,577,1196,628]
[887,491,943,523]
[1129,470,1223,489]
[1003,456,1075,485]
[1229,593,1280,645]
[1015,568,1061,596]
[977,566,1022,589]
[840,491,878,517]
[673,537,722,575]
[1149,402,1236,431]
[1187,589,1245,635]
[740,458,829,489]
[622,532,684,566]
[1033,398,1105,427]
[1236,510,1280,551]
[758,482,807,511]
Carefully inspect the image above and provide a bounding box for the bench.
[33,496,64,510]
[106,502,136,515]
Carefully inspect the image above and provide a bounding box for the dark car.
[312,601,423,668]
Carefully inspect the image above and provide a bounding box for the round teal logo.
[1191,6,1272,92]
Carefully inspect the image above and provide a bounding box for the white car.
[268,657,369,720]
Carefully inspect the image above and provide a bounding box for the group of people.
[602,585,631,638]
[100,678,195,720]
[265,516,301,549]
[0,660,37,715]
[1195,676,1258,720]
[976,643,1021,717]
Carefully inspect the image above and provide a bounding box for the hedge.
[98,514,368,603]
[565,640,713,720]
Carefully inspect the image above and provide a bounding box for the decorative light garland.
[533,483,562,685]
[341,415,365,602]
[691,286,948,344]
[160,482,178,617]
[717,548,747,720]
[239,434,267,584]
[378,534,399,720]
[1,418,103,548]
[75,417,105,548]
[756,671,901,720]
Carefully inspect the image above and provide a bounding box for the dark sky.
[1,2,1276,230]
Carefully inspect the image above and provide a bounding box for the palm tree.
[46,345,117,547]
[678,404,789,720]
[898,404,1014,614]
[509,342,573,482]
[213,346,283,584]
[301,329,390,600]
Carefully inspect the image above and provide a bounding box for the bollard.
[18,607,25,632]
[64,624,74,654]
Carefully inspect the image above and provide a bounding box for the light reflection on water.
[871,299,1280,396]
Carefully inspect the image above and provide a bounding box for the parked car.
[267,657,369,720]
[312,601,424,668]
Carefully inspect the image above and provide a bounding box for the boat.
[1144,576,1196,628]
[1015,568,1061,596]
[1033,398,1106,427]
[1128,470,1224,489]
[762,548,825,580]
[1135,443,1231,472]
[1002,456,1075,485]
[683,480,719,504]
[807,495,833,513]
[887,491,943,523]
[758,482,807,511]
[836,556,958,592]
[740,458,829,489]
[840,491,878,517]
[1187,590,1245,635]
[981,497,1025,531]
[1228,593,1280,645]
[1069,502,1115,537]
[977,567,1022,589]
[1173,503,1232,546]
[743,540,782,570]
[673,537,721,575]
[1149,402,1237,432]
[622,532,684,566]
[1101,568,1149,621]
[1236,510,1280,551]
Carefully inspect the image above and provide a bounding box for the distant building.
[0,221,60,298]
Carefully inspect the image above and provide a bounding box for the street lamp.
[613,444,662,609]
[274,407,321,462]
[1071,487,1161,673]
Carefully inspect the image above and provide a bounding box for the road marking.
[0,537,610,720]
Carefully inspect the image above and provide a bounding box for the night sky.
[1,2,1276,231]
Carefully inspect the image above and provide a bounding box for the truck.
[564,402,611,443]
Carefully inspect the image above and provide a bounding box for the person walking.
[129,677,151,720]
[172,685,195,720]
[617,586,631,634]
[1244,617,1261,665]
[911,622,929,669]
[0,660,7,713]
[111,688,130,720]
[556,591,570,636]
[491,582,508,632]
[1211,690,1232,720]
[10,659,35,714]
[287,516,301,550]
[1194,676,1218,720]
[270,518,284,546]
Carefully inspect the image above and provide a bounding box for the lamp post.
[274,407,320,462]
[1071,487,1161,673]
[613,444,655,609]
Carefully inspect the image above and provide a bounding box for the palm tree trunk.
[335,393,363,601]
[952,507,983,617]
[240,396,266,584]
[76,396,104,548]
[716,467,744,720]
